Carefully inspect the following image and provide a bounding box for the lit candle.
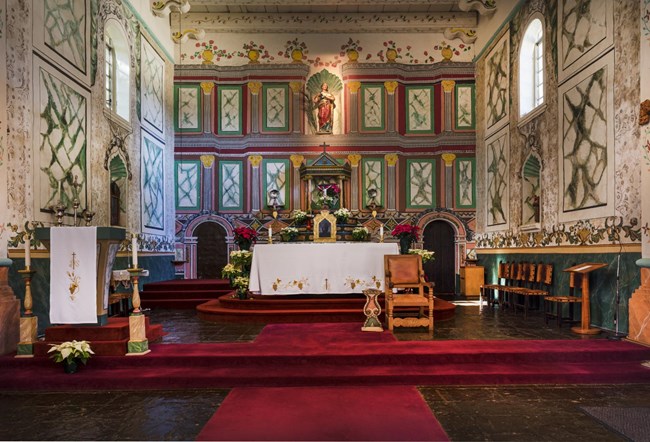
[380,225,384,240]
[24,235,31,268]
[268,227,272,240]
[131,234,138,268]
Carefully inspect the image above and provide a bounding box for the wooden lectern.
[563,263,606,335]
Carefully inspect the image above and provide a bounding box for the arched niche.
[109,154,128,227]
[104,18,131,124]
[521,152,542,231]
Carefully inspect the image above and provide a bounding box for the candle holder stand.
[126,267,150,355]
[16,268,38,357]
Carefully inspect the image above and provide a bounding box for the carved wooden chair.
[384,254,434,331]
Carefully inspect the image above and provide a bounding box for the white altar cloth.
[248,242,399,295]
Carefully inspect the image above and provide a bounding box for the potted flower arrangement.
[391,224,420,254]
[280,226,299,242]
[221,263,242,285]
[340,38,362,62]
[241,41,271,64]
[48,340,94,374]
[230,250,253,272]
[292,209,308,225]
[282,38,308,63]
[232,275,250,300]
[408,248,435,264]
[334,207,350,224]
[233,226,258,251]
[352,226,369,241]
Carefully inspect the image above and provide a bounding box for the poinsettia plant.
[391,224,420,241]
[233,227,258,249]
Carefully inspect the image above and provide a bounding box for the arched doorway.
[194,222,228,279]
[423,220,456,296]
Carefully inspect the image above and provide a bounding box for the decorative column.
[0,258,20,356]
[385,154,399,211]
[289,82,303,134]
[16,240,37,357]
[348,154,362,211]
[249,155,263,213]
[347,82,361,133]
[185,236,198,279]
[290,155,304,210]
[384,81,398,133]
[441,80,455,132]
[200,82,214,134]
[441,153,456,208]
[248,81,262,134]
[199,154,215,212]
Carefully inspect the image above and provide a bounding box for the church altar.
[248,242,399,295]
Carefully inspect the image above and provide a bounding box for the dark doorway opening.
[194,222,228,279]
[423,220,456,296]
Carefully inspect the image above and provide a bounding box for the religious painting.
[263,160,289,208]
[558,51,614,222]
[362,158,384,208]
[141,36,165,138]
[219,160,243,211]
[262,84,289,132]
[218,85,243,135]
[141,130,165,232]
[406,159,435,209]
[484,29,509,137]
[405,86,434,134]
[306,69,342,134]
[32,57,91,224]
[361,84,385,132]
[456,158,476,209]
[485,127,509,230]
[313,210,337,243]
[455,84,475,130]
[33,0,91,86]
[174,84,202,133]
[558,0,613,84]
[175,160,201,211]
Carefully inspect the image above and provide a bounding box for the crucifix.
[320,142,329,154]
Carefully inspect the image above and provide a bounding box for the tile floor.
[1,300,649,441]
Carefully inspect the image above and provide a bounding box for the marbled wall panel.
[141,36,165,138]
[485,127,509,231]
[642,0,650,258]
[0,0,7,257]
[141,131,165,232]
[484,29,509,137]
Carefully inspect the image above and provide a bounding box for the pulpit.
[562,263,606,335]
[35,227,126,325]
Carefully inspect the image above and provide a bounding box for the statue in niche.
[313,83,335,133]
[305,69,342,134]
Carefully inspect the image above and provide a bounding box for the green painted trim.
[454,84,476,130]
[262,83,290,132]
[262,159,290,209]
[455,157,476,209]
[405,85,435,134]
[360,84,386,132]
[218,85,243,135]
[127,339,149,354]
[173,84,202,133]
[0,258,13,267]
[122,1,174,63]
[361,158,385,207]
[218,161,244,212]
[16,343,34,356]
[406,159,436,209]
[174,160,201,211]
[473,0,527,63]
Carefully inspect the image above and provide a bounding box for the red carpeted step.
[142,299,219,309]
[140,289,233,300]
[142,279,231,292]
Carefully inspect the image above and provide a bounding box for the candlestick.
[131,234,138,268]
[24,235,31,269]
[380,225,384,243]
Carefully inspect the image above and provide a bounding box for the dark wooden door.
[195,222,228,279]
[423,220,456,295]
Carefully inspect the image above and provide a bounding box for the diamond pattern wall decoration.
[486,127,509,229]
[406,160,435,208]
[218,86,242,135]
[455,84,475,130]
[262,84,289,132]
[141,131,165,231]
[141,36,164,137]
[484,30,509,137]
[263,160,289,207]
[175,160,200,211]
[362,158,384,207]
[219,161,243,211]
[405,86,434,134]
[456,158,476,209]
[361,84,385,132]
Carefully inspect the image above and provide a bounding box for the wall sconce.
[366,188,378,218]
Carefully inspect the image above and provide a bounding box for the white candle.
[132,234,138,268]
[24,235,31,268]
[380,225,384,240]
[269,227,272,240]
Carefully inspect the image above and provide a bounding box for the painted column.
[385,154,399,211]
[348,154,361,211]
[347,82,361,133]
[184,237,198,279]
[289,82,303,134]
[248,81,262,134]
[441,80,455,132]
[248,155,263,213]
[0,0,8,259]
[628,0,650,346]
[384,81,398,133]
[290,155,304,209]
[200,82,214,134]
[199,155,215,212]
[441,153,456,208]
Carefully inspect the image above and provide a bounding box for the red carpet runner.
[196,386,449,441]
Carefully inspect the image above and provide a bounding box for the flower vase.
[346,49,359,62]
[291,49,303,63]
[399,236,413,254]
[238,240,252,251]
[237,290,248,300]
[63,358,78,374]
[247,49,260,64]
[386,48,398,63]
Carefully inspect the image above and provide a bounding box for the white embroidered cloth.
[50,227,97,323]
[248,242,399,295]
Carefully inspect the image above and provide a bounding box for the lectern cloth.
[50,227,97,323]
[249,242,399,295]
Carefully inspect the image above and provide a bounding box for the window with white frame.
[519,18,544,118]
[104,20,130,122]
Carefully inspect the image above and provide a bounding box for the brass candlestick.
[50,201,67,226]
[17,268,36,316]
[127,268,143,315]
[82,209,95,226]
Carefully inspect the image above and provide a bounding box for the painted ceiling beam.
[188,0,459,6]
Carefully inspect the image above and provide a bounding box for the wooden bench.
[544,270,581,327]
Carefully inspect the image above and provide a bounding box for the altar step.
[140,279,233,309]
[197,294,456,324]
[32,317,166,357]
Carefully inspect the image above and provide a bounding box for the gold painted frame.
[313,210,337,242]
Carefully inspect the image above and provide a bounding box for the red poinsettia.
[318,183,340,196]
[234,227,258,243]
[391,224,420,241]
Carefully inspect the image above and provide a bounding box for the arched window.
[519,17,544,119]
[104,19,130,122]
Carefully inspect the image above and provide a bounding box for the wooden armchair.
[384,254,434,331]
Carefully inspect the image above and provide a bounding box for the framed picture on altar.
[313,210,337,243]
